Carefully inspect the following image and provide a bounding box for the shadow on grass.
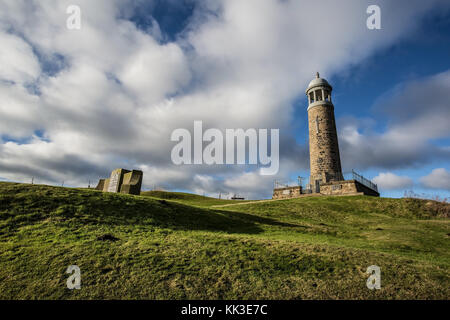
[213,209,309,229]
[0,183,309,235]
[86,199,303,234]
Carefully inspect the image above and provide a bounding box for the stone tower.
[306,72,343,192]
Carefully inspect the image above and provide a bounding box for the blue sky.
[0,0,449,199]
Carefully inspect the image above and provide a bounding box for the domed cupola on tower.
[306,72,333,107]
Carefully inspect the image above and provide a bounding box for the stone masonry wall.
[273,186,302,199]
[319,180,358,195]
[308,103,343,187]
[320,180,380,197]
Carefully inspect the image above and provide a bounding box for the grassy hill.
[0,181,448,299]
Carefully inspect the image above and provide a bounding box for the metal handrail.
[351,169,378,192]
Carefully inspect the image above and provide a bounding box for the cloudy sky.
[0,0,449,199]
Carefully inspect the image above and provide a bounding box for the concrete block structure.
[120,170,144,195]
[95,168,143,195]
[272,73,379,199]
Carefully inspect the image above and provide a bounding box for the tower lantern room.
[306,72,332,105]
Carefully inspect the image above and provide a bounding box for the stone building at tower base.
[272,179,379,199]
[319,179,379,197]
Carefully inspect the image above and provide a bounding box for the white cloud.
[420,168,450,190]
[0,83,42,137]
[0,31,40,83]
[224,171,275,199]
[373,172,413,190]
[117,38,191,105]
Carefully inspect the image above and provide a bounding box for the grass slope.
[0,182,449,299]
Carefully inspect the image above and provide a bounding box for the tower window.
[324,90,330,101]
[309,92,314,103]
[316,90,322,101]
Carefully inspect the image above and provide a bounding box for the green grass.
[0,181,449,299]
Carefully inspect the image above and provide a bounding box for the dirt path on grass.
[211,193,333,208]
[211,199,276,208]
